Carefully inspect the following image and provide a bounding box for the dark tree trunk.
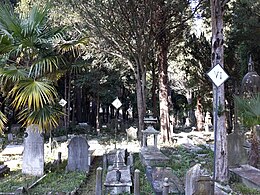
[152,61,158,117]
[156,1,171,143]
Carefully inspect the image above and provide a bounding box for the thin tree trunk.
[96,95,100,135]
[67,72,72,129]
[152,62,158,116]
[210,0,228,183]
[136,66,145,136]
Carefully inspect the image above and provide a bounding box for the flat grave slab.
[1,145,24,156]
[104,166,132,195]
[140,147,170,167]
[229,164,260,190]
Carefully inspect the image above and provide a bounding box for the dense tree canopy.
[0,0,259,141]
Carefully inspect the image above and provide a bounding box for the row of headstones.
[22,125,90,176]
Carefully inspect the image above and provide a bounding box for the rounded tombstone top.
[241,55,260,95]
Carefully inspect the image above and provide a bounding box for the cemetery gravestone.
[146,166,184,194]
[227,130,248,167]
[66,136,90,172]
[185,164,213,195]
[22,125,44,176]
[125,126,138,141]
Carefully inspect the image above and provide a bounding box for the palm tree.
[0,1,64,132]
[234,93,260,167]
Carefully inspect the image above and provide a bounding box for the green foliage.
[0,1,65,131]
[161,145,214,180]
[0,172,36,192]
[227,0,260,76]
[231,183,260,194]
[30,171,85,194]
[234,93,260,127]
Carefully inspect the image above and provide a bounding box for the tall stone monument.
[22,125,44,176]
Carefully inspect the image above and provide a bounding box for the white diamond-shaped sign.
[112,97,122,109]
[207,64,229,87]
[59,98,67,107]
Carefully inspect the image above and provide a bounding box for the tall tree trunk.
[76,86,82,122]
[152,61,158,116]
[210,0,228,183]
[96,95,100,135]
[67,73,72,129]
[135,63,145,135]
[156,1,171,143]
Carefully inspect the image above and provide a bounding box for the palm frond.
[29,55,61,77]
[17,104,63,131]
[0,66,28,84]
[234,93,260,127]
[0,111,7,133]
[10,79,58,111]
[58,37,89,58]
[0,2,22,38]
[0,35,14,54]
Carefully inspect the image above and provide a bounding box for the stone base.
[140,147,170,167]
[229,164,260,190]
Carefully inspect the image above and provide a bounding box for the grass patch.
[29,171,86,194]
[161,145,214,182]
[0,171,37,192]
[0,160,86,194]
[231,183,260,194]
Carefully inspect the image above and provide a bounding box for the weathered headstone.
[66,136,90,172]
[7,133,13,142]
[10,124,21,135]
[126,126,138,141]
[22,125,44,176]
[106,149,126,166]
[227,131,248,167]
[146,166,184,194]
[113,150,126,168]
[185,164,213,195]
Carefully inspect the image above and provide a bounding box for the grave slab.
[229,164,260,190]
[104,166,132,195]
[140,147,170,167]
[1,145,24,156]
